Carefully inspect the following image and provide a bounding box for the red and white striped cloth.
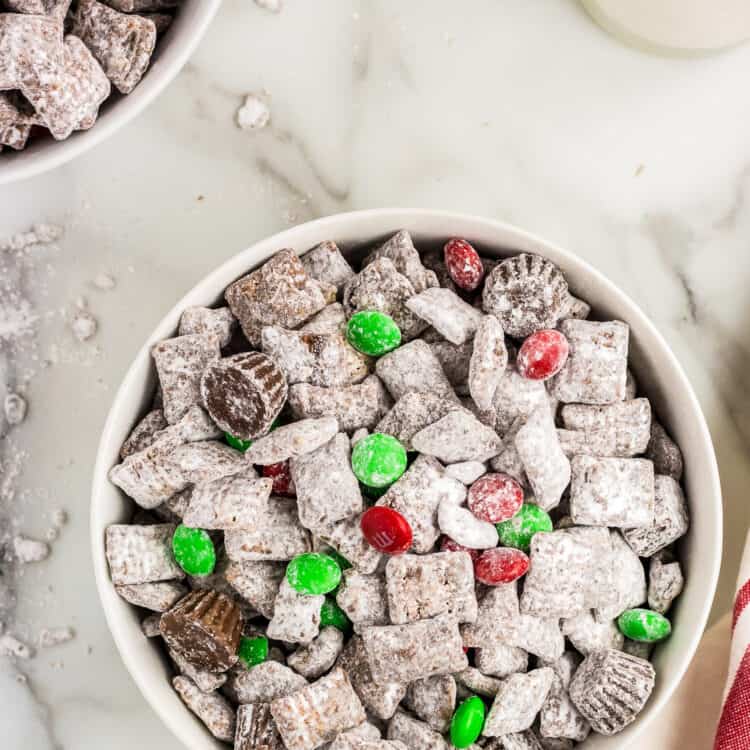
[714,531,750,750]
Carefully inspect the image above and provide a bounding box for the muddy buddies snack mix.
[0,0,185,153]
[106,236,690,747]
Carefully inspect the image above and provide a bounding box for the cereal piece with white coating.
[330,738,406,750]
[152,333,220,424]
[183,471,272,530]
[170,441,247,485]
[225,249,327,346]
[595,530,646,621]
[561,611,624,656]
[291,433,363,532]
[438,500,498,549]
[646,421,684,481]
[120,408,168,459]
[168,405,223,443]
[403,675,456,732]
[375,339,456,402]
[556,428,616,459]
[476,642,529,678]
[335,570,389,628]
[271,667,366,750]
[456,667,502,697]
[520,527,614,619]
[363,230,438,294]
[173,677,235,742]
[0,92,39,150]
[225,560,285,618]
[569,456,655,528]
[316,514,382,574]
[361,615,468,685]
[385,552,477,624]
[623,639,653,660]
[226,661,308,704]
[489,418,528,487]
[623,474,689,557]
[486,364,551,434]
[550,320,629,405]
[289,377,391,432]
[246,417,339,465]
[445,460,487,485]
[376,455,465,553]
[224,498,311,562]
[469,314,508,410]
[300,303,347,335]
[422,250,458,292]
[514,405,570,511]
[406,287,484,345]
[267,579,323,645]
[538,651,590,742]
[559,294,591,322]
[648,556,684,614]
[71,0,156,94]
[483,668,555,737]
[412,409,501,463]
[301,240,355,293]
[560,399,651,457]
[262,326,370,388]
[568,649,655,735]
[288,627,345,680]
[429,338,473,387]
[115,581,187,611]
[234,703,285,750]
[141,613,162,637]
[168,646,227,693]
[499,732,546,750]
[337,636,406,720]
[387,710,449,750]
[343,257,426,341]
[105,523,183,585]
[375,391,463,451]
[178,306,236,348]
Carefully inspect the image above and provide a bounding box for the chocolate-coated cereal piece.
[412,409,501,464]
[224,497,311,562]
[300,302,347,335]
[404,675,456,733]
[646,420,684,481]
[173,675,236,743]
[568,648,655,735]
[361,615,468,685]
[262,326,370,388]
[556,428,616,459]
[469,314,508,411]
[160,590,242,673]
[483,668,555,737]
[549,320,629,405]
[559,294,591,322]
[169,440,246,485]
[331,737,405,750]
[141,613,161,637]
[560,398,651,458]
[105,523,183,585]
[226,661,308,704]
[4,0,69,13]
[225,560,285,619]
[561,611,624,655]
[476,642,529,678]
[115,580,187,611]
[301,240,355,293]
[107,0,180,10]
[179,306,236,348]
[385,551,477,624]
[267,578,323,645]
[595,530,646,622]
[569,455,655,528]
[623,474,689,557]
[498,732,545,750]
[245,417,339,466]
[456,667,502,697]
[152,333,220,424]
[271,667,366,750]
[406,287,484,345]
[335,570,389,629]
[288,626,344,680]
[482,254,568,338]
[315,514,382,574]
[538,651,590,742]
[119,408,167,459]
[438,500,498,549]
[387,710,449,750]
[72,0,156,94]
[225,250,327,346]
[485,363,550,434]
[289,376,391,433]
[235,703,285,750]
[648,556,684,614]
[168,645,228,693]
[375,339,456,402]
[363,230,438,294]
[429,338,473,387]
[200,351,287,441]
[445,460,487,485]
[0,92,39,150]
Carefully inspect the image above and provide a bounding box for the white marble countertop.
[2,1,750,747]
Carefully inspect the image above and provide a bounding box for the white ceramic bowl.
[0,0,221,187]
[91,209,722,750]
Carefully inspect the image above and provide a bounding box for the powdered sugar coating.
[363,230,438,294]
[335,570,389,629]
[412,409,501,464]
[246,417,339,466]
[301,240,355,292]
[179,306,236,348]
[404,675,456,733]
[469,314,508,411]
[483,668,555,737]
[648,556,684,614]
[173,675,236,742]
[105,523,183,585]
[387,710,449,750]
[406,287,484,345]
[375,339,456,402]
[288,627,345,680]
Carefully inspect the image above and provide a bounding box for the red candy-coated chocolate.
[516,329,569,381]
[444,238,484,292]
[474,547,529,585]
[361,506,413,555]
[262,461,295,496]
[440,535,481,561]
[468,473,523,524]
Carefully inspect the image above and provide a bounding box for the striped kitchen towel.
[714,529,750,750]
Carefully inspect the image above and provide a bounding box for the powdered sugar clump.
[237,94,271,131]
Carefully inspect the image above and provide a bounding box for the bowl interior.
[0,0,222,186]
[91,209,722,750]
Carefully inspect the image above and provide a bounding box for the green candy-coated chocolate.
[450,695,486,748]
[346,310,401,356]
[286,553,342,596]
[617,608,672,643]
[171,525,216,577]
[320,597,351,632]
[495,503,552,552]
[238,635,268,668]
[225,432,252,452]
[351,433,407,488]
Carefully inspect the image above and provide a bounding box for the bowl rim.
[90,207,723,750]
[0,0,222,187]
